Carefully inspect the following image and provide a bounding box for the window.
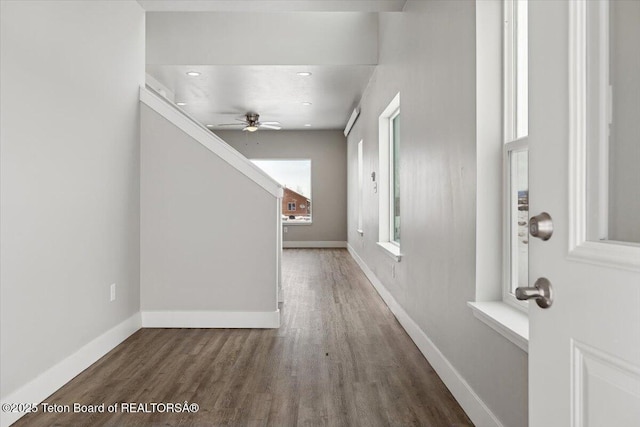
[503,0,528,308]
[390,110,401,244]
[357,140,364,234]
[468,0,529,352]
[377,93,401,260]
[251,159,312,224]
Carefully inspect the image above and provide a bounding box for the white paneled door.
[528,1,640,426]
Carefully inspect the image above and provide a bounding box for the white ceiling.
[146,65,375,130]
[143,1,401,131]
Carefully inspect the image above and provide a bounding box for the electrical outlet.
[284,227,288,233]
[110,283,116,302]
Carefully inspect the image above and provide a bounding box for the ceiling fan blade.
[259,124,282,130]
[235,118,249,122]
[217,123,245,126]
[260,121,281,125]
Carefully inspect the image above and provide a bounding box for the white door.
[527,1,640,426]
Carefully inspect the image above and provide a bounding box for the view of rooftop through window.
[252,159,312,223]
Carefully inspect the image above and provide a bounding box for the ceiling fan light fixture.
[245,125,259,132]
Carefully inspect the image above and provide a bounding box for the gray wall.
[0,0,144,398]
[141,107,278,312]
[346,2,528,427]
[218,130,348,243]
[609,0,640,243]
[146,12,377,66]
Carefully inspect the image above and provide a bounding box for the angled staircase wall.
[139,87,282,328]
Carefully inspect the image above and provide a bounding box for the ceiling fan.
[216,113,281,132]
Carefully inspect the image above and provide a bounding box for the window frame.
[502,0,529,311]
[251,158,313,225]
[502,137,529,310]
[377,93,402,261]
[389,108,400,246]
[468,0,530,352]
[357,140,364,235]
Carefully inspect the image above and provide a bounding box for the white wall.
[218,130,348,243]
[0,0,144,399]
[146,12,377,65]
[140,107,279,315]
[347,2,528,426]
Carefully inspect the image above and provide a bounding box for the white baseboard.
[347,244,503,427]
[283,241,347,248]
[141,310,280,328]
[0,313,141,427]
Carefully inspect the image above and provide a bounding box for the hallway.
[14,249,471,426]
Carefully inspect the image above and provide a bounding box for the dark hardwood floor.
[14,249,472,426]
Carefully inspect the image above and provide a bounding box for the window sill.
[356,229,364,236]
[467,301,528,352]
[376,241,402,262]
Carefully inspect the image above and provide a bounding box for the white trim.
[376,241,402,262]
[357,139,364,232]
[145,73,175,102]
[567,240,640,272]
[567,1,640,271]
[282,241,347,248]
[389,108,400,244]
[140,86,283,198]
[141,310,280,328]
[570,339,640,427]
[467,301,529,352]
[378,93,400,245]
[503,0,516,142]
[347,245,504,427]
[594,0,610,241]
[502,137,529,311]
[0,313,141,427]
[475,0,504,302]
[344,107,360,137]
[276,198,283,304]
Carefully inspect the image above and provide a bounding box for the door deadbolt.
[516,277,553,309]
[529,212,553,241]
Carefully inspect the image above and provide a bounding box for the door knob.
[516,277,553,308]
[529,212,553,240]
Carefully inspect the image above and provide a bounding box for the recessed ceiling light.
[297,72,312,76]
[304,124,312,127]
[186,71,201,77]
[302,102,312,106]
[206,124,215,127]
[176,102,187,106]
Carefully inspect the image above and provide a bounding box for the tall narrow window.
[377,93,401,260]
[390,111,401,244]
[504,0,528,307]
[357,140,364,234]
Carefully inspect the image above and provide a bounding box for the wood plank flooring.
[13,249,472,426]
